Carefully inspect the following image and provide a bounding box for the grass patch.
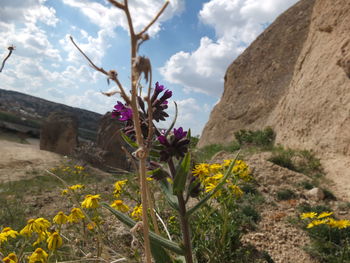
[234,127,275,149]
[276,189,296,201]
[193,142,240,163]
[268,146,323,177]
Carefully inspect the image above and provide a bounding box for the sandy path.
[0,139,63,183]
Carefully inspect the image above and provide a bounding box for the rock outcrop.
[40,112,78,155]
[199,0,350,158]
[96,113,129,170]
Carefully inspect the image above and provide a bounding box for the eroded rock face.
[96,112,129,170]
[199,0,350,159]
[40,112,78,155]
[198,0,316,148]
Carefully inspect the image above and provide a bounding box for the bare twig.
[137,1,170,38]
[0,45,15,73]
[69,36,130,104]
[107,0,125,9]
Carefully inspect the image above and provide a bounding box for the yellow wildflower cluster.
[300,211,350,229]
[131,204,143,221]
[62,184,85,195]
[114,179,128,197]
[192,159,251,198]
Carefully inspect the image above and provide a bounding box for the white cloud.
[62,0,184,36]
[161,0,299,97]
[162,97,210,135]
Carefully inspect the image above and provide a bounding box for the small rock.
[306,187,325,201]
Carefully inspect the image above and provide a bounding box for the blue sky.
[0,0,298,135]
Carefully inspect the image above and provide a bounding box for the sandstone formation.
[96,112,129,170]
[199,0,350,158]
[40,112,78,155]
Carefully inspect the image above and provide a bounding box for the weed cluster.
[268,146,323,177]
[234,127,275,149]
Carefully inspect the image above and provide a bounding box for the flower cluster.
[192,159,251,198]
[157,127,190,162]
[112,82,174,139]
[301,211,350,229]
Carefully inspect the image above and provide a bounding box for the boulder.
[96,112,129,170]
[40,112,78,155]
[306,188,325,201]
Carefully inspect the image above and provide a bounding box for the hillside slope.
[199,0,350,199]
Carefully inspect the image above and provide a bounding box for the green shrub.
[298,180,314,190]
[234,127,275,149]
[276,189,296,201]
[268,147,296,171]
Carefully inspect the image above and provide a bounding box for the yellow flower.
[53,211,68,225]
[1,227,19,239]
[114,180,128,197]
[228,184,243,198]
[209,163,222,173]
[146,177,154,181]
[300,212,317,219]
[28,248,48,263]
[332,219,350,229]
[2,252,18,263]
[307,219,328,228]
[111,200,130,213]
[87,222,96,231]
[20,218,51,236]
[2,257,16,263]
[131,204,143,221]
[47,232,63,251]
[61,189,68,195]
[0,233,7,244]
[68,207,85,223]
[205,183,217,193]
[317,211,333,219]
[34,218,51,233]
[81,194,101,209]
[70,184,85,191]
[223,159,232,167]
[192,163,210,181]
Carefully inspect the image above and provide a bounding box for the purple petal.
[174,127,187,140]
[155,82,165,93]
[158,135,168,145]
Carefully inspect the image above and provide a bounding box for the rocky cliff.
[199,0,350,158]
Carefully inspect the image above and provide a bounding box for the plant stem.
[177,193,194,263]
[168,158,193,263]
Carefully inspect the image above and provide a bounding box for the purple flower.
[119,108,133,121]
[112,101,133,121]
[174,127,187,140]
[155,82,164,93]
[158,135,169,146]
[157,128,190,162]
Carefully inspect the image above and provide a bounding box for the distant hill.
[0,89,102,140]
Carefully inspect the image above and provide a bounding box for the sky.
[0,0,299,136]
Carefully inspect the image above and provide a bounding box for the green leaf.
[186,151,240,218]
[102,203,184,255]
[159,178,179,211]
[121,132,138,148]
[165,101,178,137]
[151,242,173,263]
[173,152,191,195]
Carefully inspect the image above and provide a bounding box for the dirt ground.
[0,139,63,183]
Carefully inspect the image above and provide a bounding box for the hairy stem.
[168,159,194,263]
